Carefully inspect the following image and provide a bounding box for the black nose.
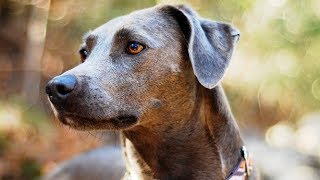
[45,75,77,103]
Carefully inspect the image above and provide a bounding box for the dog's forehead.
[89,7,173,41]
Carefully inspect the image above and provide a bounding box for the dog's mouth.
[57,113,139,130]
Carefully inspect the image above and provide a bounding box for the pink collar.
[225,146,253,180]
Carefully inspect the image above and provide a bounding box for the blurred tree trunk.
[22,0,51,104]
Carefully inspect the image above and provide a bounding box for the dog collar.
[225,146,253,180]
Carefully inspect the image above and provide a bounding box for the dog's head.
[46,5,240,130]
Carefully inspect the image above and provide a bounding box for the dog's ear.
[160,5,240,89]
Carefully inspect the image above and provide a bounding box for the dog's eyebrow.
[114,28,133,38]
[82,32,97,50]
[113,28,158,48]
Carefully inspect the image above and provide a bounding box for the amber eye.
[79,48,88,63]
[126,42,145,55]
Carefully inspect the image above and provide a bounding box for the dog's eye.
[126,42,145,55]
[79,48,88,63]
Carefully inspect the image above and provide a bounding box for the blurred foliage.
[0,0,319,179]
[0,132,8,156]
[20,158,42,180]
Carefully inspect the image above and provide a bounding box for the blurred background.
[0,0,319,179]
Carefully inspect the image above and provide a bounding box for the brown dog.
[46,4,257,180]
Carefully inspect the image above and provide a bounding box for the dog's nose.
[45,75,77,103]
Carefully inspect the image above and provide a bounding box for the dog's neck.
[121,84,243,179]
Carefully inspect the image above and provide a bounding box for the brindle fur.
[46,4,258,180]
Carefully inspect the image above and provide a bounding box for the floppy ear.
[160,5,240,89]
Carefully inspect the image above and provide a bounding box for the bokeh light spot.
[265,122,295,148]
[273,50,300,77]
[278,166,318,180]
[311,78,320,101]
[296,113,320,156]
[0,105,22,131]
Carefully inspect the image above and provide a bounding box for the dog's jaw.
[57,113,139,131]
[49,99,140,130]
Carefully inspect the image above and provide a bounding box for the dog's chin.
[56,114,139,131]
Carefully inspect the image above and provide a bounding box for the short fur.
[46,4,257,180]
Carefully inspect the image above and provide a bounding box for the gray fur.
[45,4,258,180]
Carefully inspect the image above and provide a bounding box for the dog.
[45,4,257,180]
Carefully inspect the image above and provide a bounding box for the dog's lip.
[60,113,138,130]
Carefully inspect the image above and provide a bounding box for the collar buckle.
[240,146,251,177]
